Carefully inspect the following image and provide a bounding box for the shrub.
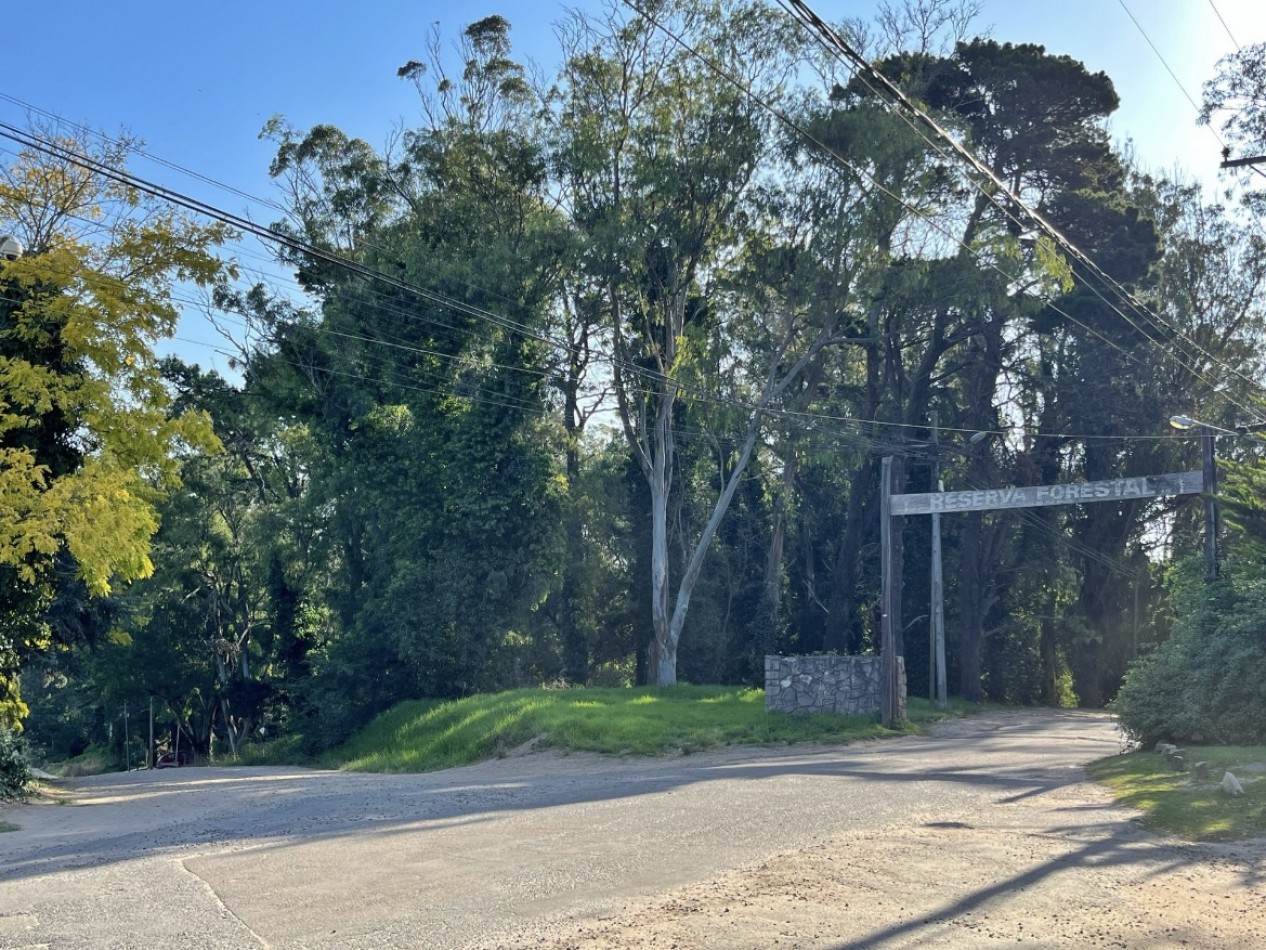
[0,727,31,801]
[1114,557,1266,746]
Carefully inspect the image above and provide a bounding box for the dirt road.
[1,710,1262,948]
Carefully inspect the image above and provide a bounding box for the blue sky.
[1,1,1263,374]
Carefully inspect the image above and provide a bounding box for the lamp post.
[1169,414,1266,582]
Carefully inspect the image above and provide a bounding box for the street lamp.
[1169,413,1266,582]
[1169,414,1266,436]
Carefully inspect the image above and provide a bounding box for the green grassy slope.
[321,685,977,773]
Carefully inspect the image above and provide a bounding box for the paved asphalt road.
[0,711,1122,949]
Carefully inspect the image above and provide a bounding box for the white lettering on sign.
[890,471,1204,517]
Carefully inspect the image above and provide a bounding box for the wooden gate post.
[880,456,901,727]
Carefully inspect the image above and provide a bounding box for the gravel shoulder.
[2,710,1263,949]
[528,766,1266,949]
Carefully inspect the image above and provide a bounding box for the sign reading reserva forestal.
[890,469,1204,516]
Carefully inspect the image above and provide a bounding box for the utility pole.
[1220,154,1266,170]
[928,413,947,709]
[928,417,935,702]
[1167,413,1266,583]
[1132,572,1142,660]
[1202,426,1219,583]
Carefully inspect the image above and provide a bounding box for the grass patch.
[321,686,980,774]
[233,734,312,767]
[1090,745,1266,841]
[46,747,116,778]
[0,821,19,832]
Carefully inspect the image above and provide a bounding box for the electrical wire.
[1118,0,1214,124]
[166,320,1185,585]
[1206,0,1242,51]
[0,239,823,435]
[0,121,559,346]
[3,95,1239,453]
[618,0,1263,443]
[1117,0,1266,198]
[0,119,846,440]
[772,0,1266,414]
[0,58,1223,620]
[0,88,625,349]
[0,120,984,458]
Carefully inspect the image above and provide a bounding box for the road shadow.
[3,710,1259,898]
[825,814,1264,949]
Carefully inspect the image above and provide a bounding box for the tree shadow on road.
[823,814,1262,950]
[2,711,1261,901]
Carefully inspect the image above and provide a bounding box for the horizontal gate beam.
[890,470,1203,517]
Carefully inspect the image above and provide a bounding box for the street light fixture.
[1169,413,1266,582]
[1169,414,1266,436]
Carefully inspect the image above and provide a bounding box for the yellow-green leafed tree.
[0,133,232,727]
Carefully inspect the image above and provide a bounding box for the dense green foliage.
[0,726,31,800]
[0,135,230,727]
[6,2,1265,764]
[1113,563,1266,746]
[1114,456,1266,746]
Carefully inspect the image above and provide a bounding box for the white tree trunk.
[648,387,676,684]
[643,319,836,686]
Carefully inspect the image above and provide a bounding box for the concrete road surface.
[0,711,1169,948]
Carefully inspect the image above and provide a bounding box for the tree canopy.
[0,136,232,726]
[11,1,1266,757]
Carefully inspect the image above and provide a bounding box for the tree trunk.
[1039,608,1059,706]
[825,459,877,652]
[646,632,677,686]
[559,311,592,683]
[759,453,797,658]
[213,652,238,758]
[647,382,676,685]
[559,444,588,683]
[636,308,837,685]
[958,510,985,702]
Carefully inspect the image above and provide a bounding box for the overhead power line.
[0,90,588,335]
[619,0,1184,384]
[0,123,519,333]
[0,88,1214,587]
[620,0,1265,423]
[0,117,1004,450]
[0,118,844,438]
[773,0,1266,412]
[1116,0,1266,192]
[1206,0,1242,50]
[1118,0,1212,123]
[2,81,1249,452]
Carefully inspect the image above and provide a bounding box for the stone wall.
[764,654,906,717]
